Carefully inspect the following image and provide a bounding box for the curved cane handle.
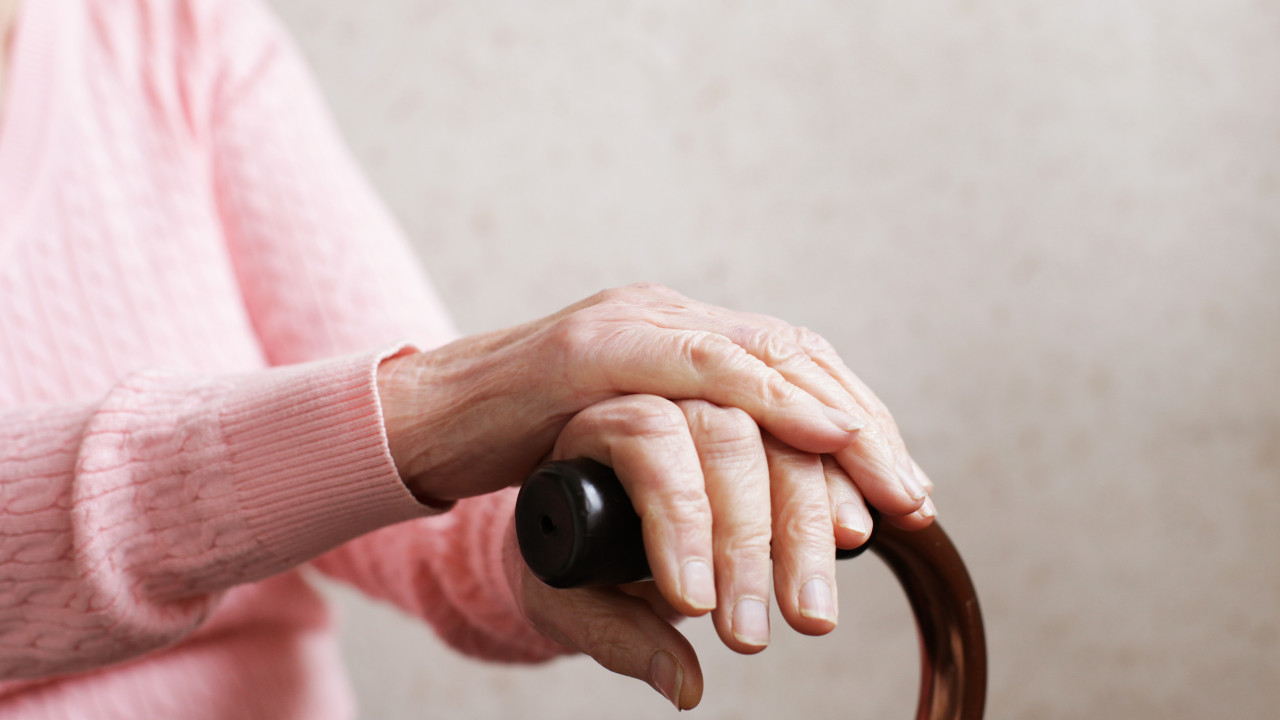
[515,458,987,720]
[870,514,987,720]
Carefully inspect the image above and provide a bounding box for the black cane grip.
[515,458,653,588]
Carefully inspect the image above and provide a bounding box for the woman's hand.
[501,394,932,709]
[378,283,933,523]
[378,283,935,708]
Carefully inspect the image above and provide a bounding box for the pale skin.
[376,283,936,709]
[0,1,935,709]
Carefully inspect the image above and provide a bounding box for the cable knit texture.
[0,1,566,716]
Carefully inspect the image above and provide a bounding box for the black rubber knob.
[515,458,652,588]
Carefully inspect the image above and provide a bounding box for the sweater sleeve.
[203,0,567,662]
[309,492,568,663]
[0,347,436,679]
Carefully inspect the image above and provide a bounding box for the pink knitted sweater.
[0,1,565,716]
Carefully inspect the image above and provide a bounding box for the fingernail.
[920,496,937,519]
[897,457,926,501]
[680,559,716,611]
[822,405,865,433]
[649,650,683,709]
[732,597,771,647]
[799,577,836,623]
[836,502,868,536]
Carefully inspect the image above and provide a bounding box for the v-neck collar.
[0,0,67,250]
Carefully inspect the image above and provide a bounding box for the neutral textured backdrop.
[266,1,1280,718]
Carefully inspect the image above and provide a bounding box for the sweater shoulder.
[75,0,285,138]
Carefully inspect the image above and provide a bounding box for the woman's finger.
[822,454,873,550]
[885,496,938,531]
[511,546,704,709]
[676,400,775,654]
[794,332,931,514]
[761,435,840,636]
[549,395,718,617]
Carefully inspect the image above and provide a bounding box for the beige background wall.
[267,1,1280,718]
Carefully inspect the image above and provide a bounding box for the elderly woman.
[0,0,933,716]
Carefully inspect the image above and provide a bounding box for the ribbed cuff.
[220,345,437,575]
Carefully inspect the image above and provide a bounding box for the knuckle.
[751,328,806,367]
[581,620,633,663]
[791,326,835,356]
[719,531,773,562]
[754,367,798,406]
[640,485,711,528]
[689,405,758,451]
[621,397,687,440]
[774,505,829,546]
[669,487,713,520]
[680,329,721,360]
[852,417,892,451]
[681,330,743,372]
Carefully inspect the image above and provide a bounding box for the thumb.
[513,563,704,709]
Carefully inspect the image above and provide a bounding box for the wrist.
[376,350,456,510]
[373,327,579,505]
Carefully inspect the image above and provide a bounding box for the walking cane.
[516,458,987,720]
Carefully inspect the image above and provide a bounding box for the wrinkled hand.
[379,283,931,519]
[377,283,934,708]
[501,394,932,709]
